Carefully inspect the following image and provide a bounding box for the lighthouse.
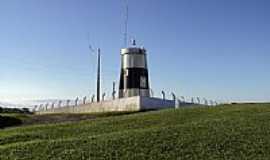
[119,40,150,98]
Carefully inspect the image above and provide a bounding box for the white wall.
[37,96,140,114]
[36,96,178,114]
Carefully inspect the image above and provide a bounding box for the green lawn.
[0,103,270,160]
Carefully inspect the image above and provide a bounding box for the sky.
[0,0,270,103]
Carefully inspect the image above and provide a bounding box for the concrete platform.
[36,96,177,114]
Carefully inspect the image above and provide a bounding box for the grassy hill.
[0,103,270,160]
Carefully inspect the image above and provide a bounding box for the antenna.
[124,0,129,47]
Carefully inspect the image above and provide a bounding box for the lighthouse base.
[36,96,193,114]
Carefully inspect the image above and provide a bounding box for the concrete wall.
[36,96,181,114]
[37,96,140,114]
[36,96,203,115]
[35,96,211,115]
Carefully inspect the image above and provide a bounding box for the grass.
[0,103,270,159]
[0,111,138,127]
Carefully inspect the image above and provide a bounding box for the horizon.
[1,0,270,104]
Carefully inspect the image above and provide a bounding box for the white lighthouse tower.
[119,40,150,98]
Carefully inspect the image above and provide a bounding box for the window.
[124,70,129,76]
[140,76,147,88]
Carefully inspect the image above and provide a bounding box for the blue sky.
[0,0,269,103]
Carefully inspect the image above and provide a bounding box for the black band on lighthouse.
[119,68,149,89]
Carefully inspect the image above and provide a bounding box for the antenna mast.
[124,0,129,47]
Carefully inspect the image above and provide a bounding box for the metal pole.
[112,81,116,100]
[97,48,101,102]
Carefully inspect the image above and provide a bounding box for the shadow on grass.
[0,115,22,129]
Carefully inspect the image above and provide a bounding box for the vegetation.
[0,115,22,129]
[0,107,32,128]
[0,103,270,159]
[0,107,31,114]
